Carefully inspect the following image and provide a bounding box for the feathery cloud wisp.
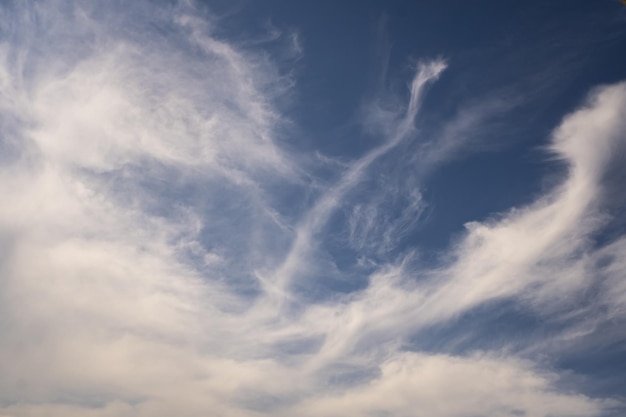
[0,1,625,417]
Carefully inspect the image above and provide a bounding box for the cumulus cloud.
[0,1,625,417]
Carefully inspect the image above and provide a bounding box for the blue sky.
[1,1,626,416]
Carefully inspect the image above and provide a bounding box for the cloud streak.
[264,60,446,298]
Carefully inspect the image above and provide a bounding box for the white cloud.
[277,81,626,364]
[291,353,609,417]
[0,1,624,417]
[266,60,447,295]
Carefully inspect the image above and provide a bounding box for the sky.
[1,1,626,416]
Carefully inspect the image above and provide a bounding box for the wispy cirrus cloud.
[0,1,625,417]
[263,60,446,298]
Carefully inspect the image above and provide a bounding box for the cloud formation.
[0,1,625,417]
